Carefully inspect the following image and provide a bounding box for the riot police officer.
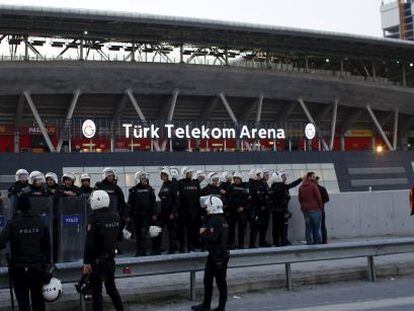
[155,166,179,254]
[227,172,249,249]
[192,195,229,311]
[80,173,94,195]
[269,170,303,246]
[95,168,126,251]
[258,169,272,247]
[0,195,51,311]
[219,171,233,200]
[201,172,222,197]
[83,190,124,311]
[8,169,29,197]
[247,169,265,248]
[177,167,201,252]
[58,172,81,197]
[127,171,157,256]
[45,172,60,196]
[22,171,50,197]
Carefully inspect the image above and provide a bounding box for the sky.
[0,0,386,37]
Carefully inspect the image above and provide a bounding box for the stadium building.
[0,5,414,195]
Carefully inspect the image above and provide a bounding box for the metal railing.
[1,237,414,300]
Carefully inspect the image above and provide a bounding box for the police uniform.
[8,181,28,198]
[194,213,229,311]
[155,180,179,254]
[80,185,94,195]
[0,196,51,311]
[227,182,249,249]
[258,179,271,247]
[58,184,81,197]
[247,178,265,248]
[177,177,201,252]
[269,178,302,246]
[84,207,124,311]
[127,182,157,256]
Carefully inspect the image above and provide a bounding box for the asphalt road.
[132,276,414,311]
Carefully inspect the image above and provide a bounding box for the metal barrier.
[1,237,414,299]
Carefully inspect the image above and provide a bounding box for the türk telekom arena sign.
[81,120,316,140]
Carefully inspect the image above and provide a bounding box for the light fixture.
[325,58,330,63]
[410,63,414,67]
[375,145,383,153]
[84,30,88,35]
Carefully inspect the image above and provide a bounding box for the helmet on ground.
[89,190,110,210]
[62,172,76,183]
[102,168,117,181]
[80,173,91,181]
[29,171,45,185]
[45,172,58,184]
[15,169,29,182]
[42,277,63,302]
[75,275,92,301]
[149,225,162,238]
[160,166,172,180]
[200,195,224,215]
[134,170,148,184]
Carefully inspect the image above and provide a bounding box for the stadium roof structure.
[1,4,414,60]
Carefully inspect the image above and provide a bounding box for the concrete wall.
[287,190,413,241]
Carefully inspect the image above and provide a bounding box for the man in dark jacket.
[316,176,330,244]
[83,190,124,311]
[177,167,201,252]
[192,195,229,311]
[59,172,81,197]
[268,170,302,246]
[8,169,29,198]
[80,173,94,195]
[298,172,323,245]
[22,171,50,198]
[247,169,266,248]
[0,195,51,311]
[155,166,179,254]
[226,172,249,249]
[45,172,60,196]
[127,171,157,256]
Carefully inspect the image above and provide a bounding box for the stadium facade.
[0,5,414,194]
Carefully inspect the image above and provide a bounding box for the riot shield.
[57,196,87,262]
[29,196,54,260]
[0,196,12,267]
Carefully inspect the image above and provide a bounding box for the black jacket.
[84,208,120,264]
[21,185,50,197]
[227,183,250,214]
[58,184,81,197]
[269,178,303,211]
[127,183,157,217]
[178,178,201,215]
[94,180,126,217]
[203,214,229,262]
[317,185,330,208]
[8,181,28,198]
[0,211,51,266]
[158,180,179,215]
[80,186,94,195]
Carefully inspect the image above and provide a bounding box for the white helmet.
[102,168,117,181]
[62,172,76,183]
[42,277,63,302]
[263,169,270,178]
[15,169,29,182]
[122,227,132,240]
[80,173,91,181]
[256,168,264,180]
[194,170,205,179]
[200,195,224,215]
[89,190,110,210]
[233,172,243,181]
[160,166,172,180]
[149,225,162,238]
[248,169,257,180]
[271,172,283,184]
[45,172,58,184]
[207,172,220,185]
[29,171,45,185]
[134,170,148,184]
[170,166,179,180]
[221,171,234,182]
[181,166,194,178]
